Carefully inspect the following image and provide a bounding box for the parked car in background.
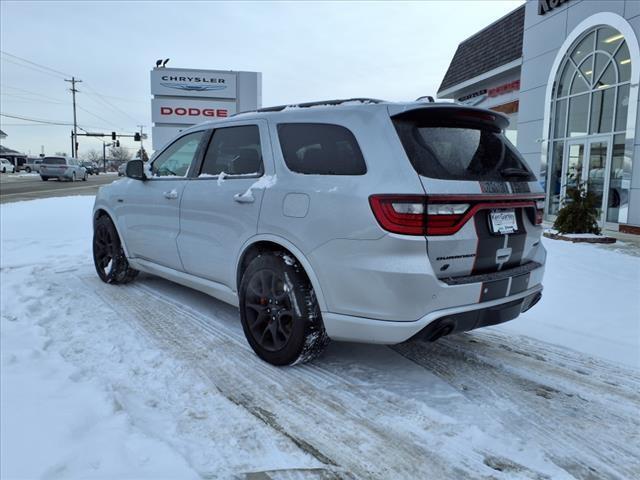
[24,157,44,173]
[117,163,127,176]
[40,156,87,181]
[0,158,15,173]
[93,99,546,366]
[81,161,100,175]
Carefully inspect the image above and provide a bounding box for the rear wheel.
[82,172,87,181]
[25,167,31,173]
[71,172,76,182]
[41,176,49,181]
[239,252,329,366]
[1,167,5,173]
[93,215,139,284]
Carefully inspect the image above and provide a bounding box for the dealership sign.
[538,0,572,15]
[152,98,236,124]
[458,79,520,104]
[151,67,260,150]
[150,69,236,99]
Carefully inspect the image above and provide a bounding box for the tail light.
[535,199,545,225]
[370,194,545,236]
[369,195,425,235]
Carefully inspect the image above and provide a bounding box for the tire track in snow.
[392,334,640,480]
[88,276,565,480]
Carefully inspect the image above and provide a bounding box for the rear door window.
[393,116,535,182]
[200,125,263,176]
[277,123,366,175]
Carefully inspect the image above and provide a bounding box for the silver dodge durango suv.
[92,99,546,366]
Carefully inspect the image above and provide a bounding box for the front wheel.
[41,176,49,181]
[71,172,76,182]
[239,253,329,366]
[1,167,5,173]
[25,167,31,173]
[82,172,87,181]
[93,215,139,284]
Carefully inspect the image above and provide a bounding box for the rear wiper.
[500,167,530,178]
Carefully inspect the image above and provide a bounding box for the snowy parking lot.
[1,195,639,479]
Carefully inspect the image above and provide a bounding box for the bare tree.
[83,149,102,163]
[135,148,149,162]
[109,146,131,163]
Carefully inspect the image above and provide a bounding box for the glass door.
[562,140,586,200]
[561,137,612,227]
[585,139,610,224]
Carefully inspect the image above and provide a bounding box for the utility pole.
[65,76,82,158]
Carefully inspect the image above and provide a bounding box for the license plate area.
[489,209,517,235]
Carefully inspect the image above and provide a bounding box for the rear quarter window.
[277,123,366,175]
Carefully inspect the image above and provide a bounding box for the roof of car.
[180,98,509,131]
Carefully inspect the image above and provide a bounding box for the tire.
[93,215,139,284]
[25,167,31,173]
[82,172,87,181]
[239,252,329,366]
[1,167,5,173]
[71,172,76,182]
[41,176,49,181]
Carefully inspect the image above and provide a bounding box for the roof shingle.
[438,5,524,94]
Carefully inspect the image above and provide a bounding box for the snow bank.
[494,237,640,369]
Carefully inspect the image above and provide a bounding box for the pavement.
[0,172,120,204]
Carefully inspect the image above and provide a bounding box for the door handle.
[163,189,178,200]
[233,192,255,203]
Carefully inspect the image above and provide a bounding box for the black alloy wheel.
[239,253,329,366]
[92,215,138,284]
[244,269,294,352]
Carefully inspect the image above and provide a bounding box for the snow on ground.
[1,195,640,479]
[494,235,640,369]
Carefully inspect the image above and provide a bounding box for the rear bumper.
[322,284,543,344]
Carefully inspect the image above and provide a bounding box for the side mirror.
[126,159,146,180]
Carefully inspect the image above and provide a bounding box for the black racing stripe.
[511,182,531,193]
[479,278,510,302]
[510,273,530,295]
[505,209,527,268]
[472,211,505,275]
[479,181,509,194]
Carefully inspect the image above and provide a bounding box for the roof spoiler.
[388,104,510,130]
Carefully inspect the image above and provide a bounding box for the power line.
[1,85,67,103]
[1,112,74,126]
[0,57,67,80]
[83,83,143,125]
[0,50,71,78]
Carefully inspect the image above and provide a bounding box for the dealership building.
[438,0,640,233]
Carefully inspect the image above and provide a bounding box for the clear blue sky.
[1,0,523,156]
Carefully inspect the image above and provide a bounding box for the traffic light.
[134,132,141,142]
[115,140,120,147]
[111,132,116,140]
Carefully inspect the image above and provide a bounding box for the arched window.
[547,26,632,222]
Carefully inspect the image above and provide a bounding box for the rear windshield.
[43,157,66,165]
[393,118,535,182]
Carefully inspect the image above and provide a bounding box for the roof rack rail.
[233,98,386,116]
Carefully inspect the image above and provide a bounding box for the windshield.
[393,118,535,182]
